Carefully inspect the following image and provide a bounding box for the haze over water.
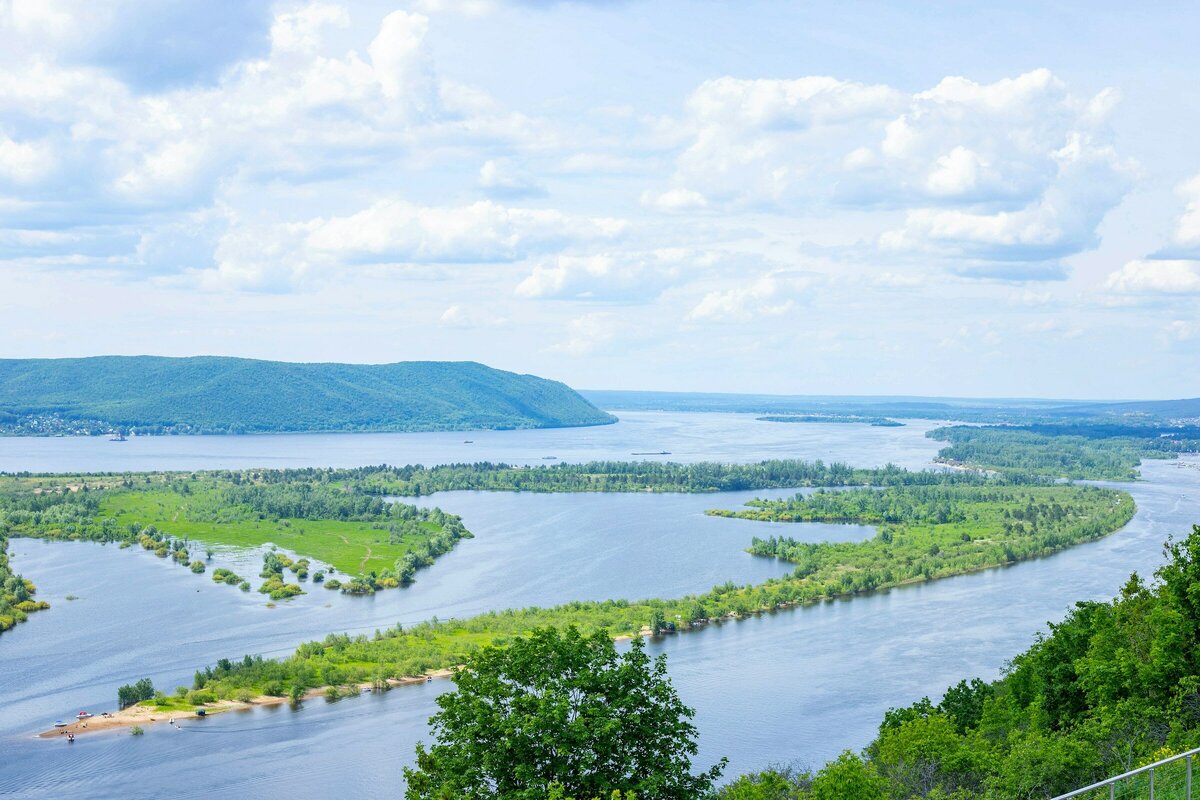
[2,412,1197,799]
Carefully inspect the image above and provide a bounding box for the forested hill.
[0,357,615,435]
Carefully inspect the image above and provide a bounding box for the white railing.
[1053,747,1200,800]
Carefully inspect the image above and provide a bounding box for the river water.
[1,413,1197,799]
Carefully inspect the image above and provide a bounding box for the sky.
[0,1,1198,399]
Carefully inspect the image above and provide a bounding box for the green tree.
[403,626,725,800]
[807,752,886,800]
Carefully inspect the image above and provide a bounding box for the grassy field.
[98,489,442,575]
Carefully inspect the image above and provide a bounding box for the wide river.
[1,412,1198,798]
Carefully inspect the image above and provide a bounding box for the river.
[0,412,1196,799]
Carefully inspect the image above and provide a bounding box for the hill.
[0,357,615,435]
[582,389,1200,423]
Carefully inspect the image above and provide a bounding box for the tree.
[807,752,886,800]
[404,626,725,800]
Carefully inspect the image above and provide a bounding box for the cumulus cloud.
[688,271,812,322]
[549,312,619,356]
[640,188,707,212]
[0,133,56,184]
[1,0,275,91]
[305,199,625,263]
[188,199,628,290]
[1104,259,1200,295]
[439,304,508,328]
[654,69,1133,276]
[479,158,546,198]
[1153,173,1200,258]
[516,249,711,301]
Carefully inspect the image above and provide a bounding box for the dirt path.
[335,534,373,574]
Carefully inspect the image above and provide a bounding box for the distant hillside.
[1065,397,1200,419]
[0,357,615,435]
[582,389,1200,424]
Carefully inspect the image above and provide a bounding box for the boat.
[631,451,671,456]
[463,440,473,443]
[76,711,93,719]
[53,720,68,728]
[541,456,558,460]
[108,432,127,442]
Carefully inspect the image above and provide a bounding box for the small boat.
[76,711,93,719]
[53,720,68,728]
[108,432,127,442]
[463,440,473,443]
[631,451,671,456]
[541,456,558,460]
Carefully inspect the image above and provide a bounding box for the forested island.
[757,415,903,427]
[1,446,1151,636]
[0,356,614,435]
[164,474,1132,711]
[928,423,1200,480]
[0,470,472,630]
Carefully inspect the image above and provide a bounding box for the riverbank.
[36,669,456,738]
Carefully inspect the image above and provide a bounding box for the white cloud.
[439,304,507,328]
[186,199,629,290]
[368,10,435,105]
[270,3,350,54]
[688,271,812,322]
[0,133,56,183]
[655,69,1133,275]
[549,312,619,356]
[1165,320,1199,343]
[479,158,546,198]
[1163,173,1200,256]
[515,249,708,301]
[640,188,707,212]
[305,199,625,263]
[1104,259,1200,295]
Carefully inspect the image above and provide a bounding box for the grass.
[98,489,441,575]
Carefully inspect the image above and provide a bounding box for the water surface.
[2,414,1194,799]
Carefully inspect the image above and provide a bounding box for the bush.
[130,726,144,736]
[189,560,206,574]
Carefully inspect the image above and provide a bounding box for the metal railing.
[1053,747,1200,800]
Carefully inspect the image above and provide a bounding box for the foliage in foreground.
[404,627,724,799]
[720,524,1200,799]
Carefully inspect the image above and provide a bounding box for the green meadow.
[98,489,441,575]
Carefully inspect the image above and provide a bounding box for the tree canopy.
[404,626,725,800]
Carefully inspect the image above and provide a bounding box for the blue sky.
[1,0,1198,399]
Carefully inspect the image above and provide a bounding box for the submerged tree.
[404,626,725,800]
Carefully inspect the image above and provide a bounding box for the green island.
[758,415,904,427]
[0,452,1146,637]
[179,476,1133,702]
[0,470,472,631]
[928,423,1200,481]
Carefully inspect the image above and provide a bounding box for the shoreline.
[36,668,455,739]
